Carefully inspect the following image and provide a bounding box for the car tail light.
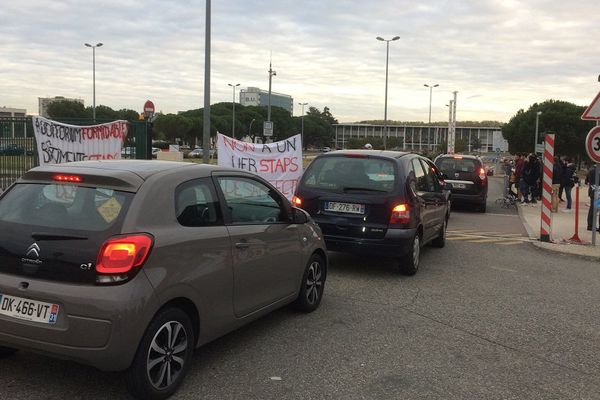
[96,234,154,274]
[478,168,486,181]
[292,195,303,207]
[390,203,410,225]
[53,174,82,183]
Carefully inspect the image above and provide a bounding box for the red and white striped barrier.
[540,134,555,242]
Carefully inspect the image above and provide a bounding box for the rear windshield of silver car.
[0,183,133,231]
[437,158,480,175]
[302,156,396,192]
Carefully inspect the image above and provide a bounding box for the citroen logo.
[26,243,40,258]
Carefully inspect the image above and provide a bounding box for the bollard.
[568,184,583,243]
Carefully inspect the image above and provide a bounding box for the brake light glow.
[292,195,303,207]
[478,168,486,181]
[96,234,154,274]
[53,174,82,183]
[390,203,410,225]
[453,156,463,159]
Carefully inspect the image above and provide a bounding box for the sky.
[1,0,599,124]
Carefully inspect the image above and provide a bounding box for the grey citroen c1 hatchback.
[293,150,451,275]
[0,160,327,399]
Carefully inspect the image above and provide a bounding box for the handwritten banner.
[32,116,128,166]
[217,133,302,199]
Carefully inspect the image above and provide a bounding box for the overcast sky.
[1,0,598,123]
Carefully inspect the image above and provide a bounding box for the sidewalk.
[517,187,600,260]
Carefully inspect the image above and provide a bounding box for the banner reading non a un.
[32,116,128,166]
[217,133,302,199]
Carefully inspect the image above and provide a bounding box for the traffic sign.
[585,126,600,163]
[263,121,273,137]
[143,100,155,119]
[581,91,600,120]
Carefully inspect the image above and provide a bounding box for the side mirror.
[292,207,309,224]
[443,182,453,191]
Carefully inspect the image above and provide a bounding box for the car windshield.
[437,158,480,175]
[301,156,396,192]
[0,183,133,231]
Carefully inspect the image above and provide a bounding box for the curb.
[516,203,600,261]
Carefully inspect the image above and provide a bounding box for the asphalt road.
[2,177,600,400]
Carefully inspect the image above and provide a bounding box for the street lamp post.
[228,83,240,138]
[299,102,308,149]
[424,83,439,148]
[534,111,542,154]
[84,42,103,121]
[267,62,277,122]
[376,36,400,150]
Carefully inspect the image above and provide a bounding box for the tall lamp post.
[228,83,240,138]
[424,83,439,148]
[84,42,103,121]
[534,111,542,154]
[267,62,277,122]
[298,102,308,148]
[376,36,400,150]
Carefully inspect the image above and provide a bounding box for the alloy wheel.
[305,260,323,305]
[412,235,420,269]
[146,321,188,390]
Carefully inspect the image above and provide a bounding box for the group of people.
[504,153,600,231]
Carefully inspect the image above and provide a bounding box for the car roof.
[319,149,410,159]
[19,160,237,192]
[436,154,480,159]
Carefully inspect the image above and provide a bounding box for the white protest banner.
[32,116,128,166]
[217,133,302,199]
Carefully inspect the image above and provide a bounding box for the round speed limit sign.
[586,126,600,163]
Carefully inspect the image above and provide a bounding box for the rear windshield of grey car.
[0,183,133,231]
[302,156,396,192]
[437,158,480,175]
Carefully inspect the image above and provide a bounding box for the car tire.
[431,218,447,248]
[0,346,18,357]
[292,253,326,313]
[399,233,420,276]
[126,308,195,400]
[479,201,487,213]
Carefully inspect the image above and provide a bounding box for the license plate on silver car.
[0,293,59,324]
[324,201,365,214]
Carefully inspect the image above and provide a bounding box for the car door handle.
[235,242,250,249]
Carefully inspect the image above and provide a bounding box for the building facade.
[333,123,504,153]
[0,107,27,138]
[38,96,84,118]
[239,87,293,115]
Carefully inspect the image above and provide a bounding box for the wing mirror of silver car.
[292,207,309,224]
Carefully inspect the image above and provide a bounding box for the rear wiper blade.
[342,187,387,192]
[32,232,88,241]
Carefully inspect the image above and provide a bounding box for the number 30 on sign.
[586,126,600,163]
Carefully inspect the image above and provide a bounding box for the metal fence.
[0,117,150,191]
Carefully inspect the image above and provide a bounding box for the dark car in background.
[434,154,488,212]
[0,160,327,399]
[294,150,450,275]
[0,144,31,156]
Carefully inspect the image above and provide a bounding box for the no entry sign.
[585,126,600,163]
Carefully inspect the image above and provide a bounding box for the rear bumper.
[0,272,157,371]
[450,192,486,204]
[324,227,417,258]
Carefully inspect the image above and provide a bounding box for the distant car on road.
[0,144,29,156]
[294,150,450,275]
[434,154,488,212]
[187,148,215,158]
[320,147,332,152]
[0,160,326,399]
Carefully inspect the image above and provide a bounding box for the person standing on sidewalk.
[514,154,524,201]
[522,154,540,204]
[585,166,600,231]
[562,158,576,212]
[551,156,563,213]
[558,157,567,202]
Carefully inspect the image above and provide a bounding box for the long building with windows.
[239,87,293,115]
[333,123,507,153]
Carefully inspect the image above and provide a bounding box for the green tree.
[153,114,193,143]
[47,100,87,119]
[470,136,482,151]
[502,100,594,159]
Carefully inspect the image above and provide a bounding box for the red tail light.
[478,168,486,181]
[292,195,303,207]
[53,174,82,183]
[390,203,410,225]
[96,234,154,274]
